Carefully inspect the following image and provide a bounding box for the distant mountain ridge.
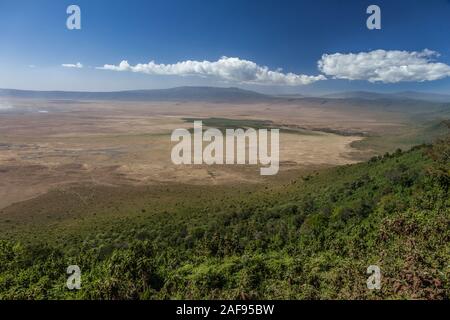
[321,91,450,103]
[0,86,272,103]
[1,86,450,103]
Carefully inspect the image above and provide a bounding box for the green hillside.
[0,134,449,300]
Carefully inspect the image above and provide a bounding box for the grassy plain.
[0,97,387,209]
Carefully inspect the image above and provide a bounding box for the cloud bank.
[96,50,450,86]
[62,62,83,69]
[98,56,326,86]
[318,49,450,83]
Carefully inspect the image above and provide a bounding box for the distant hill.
[0,86,272,103]
[391,91,450,103]
[273,93,306,99]
[321,91,391,100]
[2,87,450,104]
[322,91,450,103]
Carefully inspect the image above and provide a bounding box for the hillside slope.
[0,136,449,299]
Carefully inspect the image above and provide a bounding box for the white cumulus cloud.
[62,62,83,69]
[97,56,326,86]
[318,49,450,83]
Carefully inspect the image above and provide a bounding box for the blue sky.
[1,0,450,94]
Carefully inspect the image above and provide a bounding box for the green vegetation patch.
[182,117,320,136]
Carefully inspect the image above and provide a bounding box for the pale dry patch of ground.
[280,132,363,166]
